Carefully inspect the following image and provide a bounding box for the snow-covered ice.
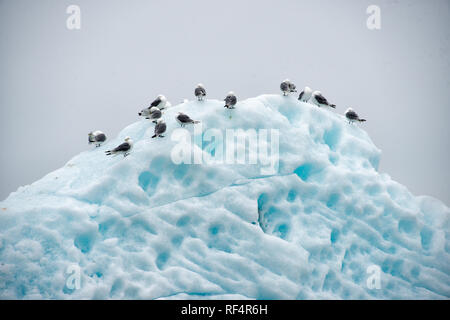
[0,94,449,299]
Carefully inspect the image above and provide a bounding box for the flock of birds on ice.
[89,80,367,157]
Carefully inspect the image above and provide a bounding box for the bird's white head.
[346,108,354,113]
[228,91,235,96]
[157,95,166,101]
[197,83,204,87]
[313,91,321,96]
[124,136,131,142]
[150,106,159,113]
[305,86,312,92]
[283,79,290,82]
[156,119,164,124]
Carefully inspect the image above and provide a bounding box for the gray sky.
[0,0,449,205]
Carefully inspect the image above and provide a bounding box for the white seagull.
[152,119,167,138]
[105,137,133,157]
[311,91,336,108]
[149,95,168,110]
[194,84,206,101]
[224,92,237,109]
[88,131,107,147]
[280,79,291,96]
[345,108,366,124]
[298,86,313,102]
[176,112,200,127]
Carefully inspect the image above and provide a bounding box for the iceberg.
[0,94,449,299]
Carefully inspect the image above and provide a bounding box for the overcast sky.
[0,0,449,205]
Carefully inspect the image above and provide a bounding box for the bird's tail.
[151,134,157,138]
[359,119,366,122]
[105,150,113,155]
[330,104,336,108]
[192,120,200,124]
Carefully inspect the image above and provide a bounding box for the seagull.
[311,91,336,108]
[224,91,237,109]
[345,108,366,124]
[105,137,133,157]
[147,107,162,123]
[176,112,200,127]
[194,84,206,101]
[298,86,313,102]
[149,95,168,110]
[152,119,167,138]
[88,131,107,147]
[280,79,291,96]
[138,106,162,123]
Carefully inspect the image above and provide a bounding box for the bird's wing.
[195,87,206,96]
[280,82,289,91]
[155,122,167,134]
[96,133,106,142]
[113,142,130,152]
[315,94,329,105]
[177,114,192,122]
[298,91,304,100]
[150,97,161,107]
[346,110,359,120]
[150,110,162,119]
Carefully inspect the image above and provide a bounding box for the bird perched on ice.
[149,95,168,110]
[105,137,133,157]
[298,86,313,102]
[224,92,237,109]
[280,79,291,96]
[194,84,206,101]
[138,106,162,123]
[345,108,366,124]
[147,107,162,123]
[176,112,200,127]
[88,131,107,147]
[311,91,336,108]
[152,119,167,138]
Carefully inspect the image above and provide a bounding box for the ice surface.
[0,95,449,299]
